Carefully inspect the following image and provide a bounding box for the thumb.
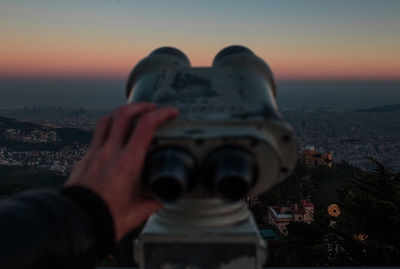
[117,199,162,240]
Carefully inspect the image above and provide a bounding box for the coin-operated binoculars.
[126,45,297,268]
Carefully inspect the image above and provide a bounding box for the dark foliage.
[335,158,400,265]
[278,158,400,266]
[57,128,92,145]
[0,165,67,196]
[282,221,327,266]
[0,116,41,130]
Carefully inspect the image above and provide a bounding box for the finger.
[83,114,113,165]
[103,103,157,150]
[66,115,113,184]
[117,199,162,240]
[133,198,162,215]
[119,107,179,176]
[85,104,159,179]
[70,114,112,181]
[91,114,113,149]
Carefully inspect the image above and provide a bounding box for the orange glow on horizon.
[2,61,399,81]
[1,46,399,81]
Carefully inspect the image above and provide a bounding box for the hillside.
[355,104,400,112]
[0,116,93,150]
[0,116,41,130]
[57,128,92,145]
[0,165,67,196]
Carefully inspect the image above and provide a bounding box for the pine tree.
[336,158,400,265]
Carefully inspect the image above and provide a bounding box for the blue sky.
[1,0,399,79]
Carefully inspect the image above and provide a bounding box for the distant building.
[266,200,314,235]
[300,145,333,167]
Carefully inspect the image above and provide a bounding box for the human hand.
[65,103,179,240]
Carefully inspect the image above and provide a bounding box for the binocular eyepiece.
[145,146,257,202]
[205,146,257,201]
[127,45,297,203]
[144,148,195,202]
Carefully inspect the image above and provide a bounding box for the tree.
[335,158,400,265]
[281,208,329,266]
[258,163,312,207]
[280,159,400,266]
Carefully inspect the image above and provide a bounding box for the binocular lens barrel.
[212,45,255,66]
[145,148,195,202]
[149,47,191,66]
[126,47,191,99]
[205,147,257,201]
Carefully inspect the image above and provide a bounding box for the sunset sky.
[1,0,399,80]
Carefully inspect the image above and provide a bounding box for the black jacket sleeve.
[0,187,115,269]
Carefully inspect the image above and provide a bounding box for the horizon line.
[1,75,400,83]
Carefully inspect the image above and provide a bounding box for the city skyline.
[1,0,400,80]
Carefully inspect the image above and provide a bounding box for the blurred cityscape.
[1,106,399,174]
[283,108,400,172]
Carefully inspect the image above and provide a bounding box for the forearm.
[0,187,115,269]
